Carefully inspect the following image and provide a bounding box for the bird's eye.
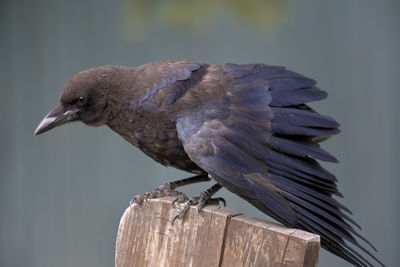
[77,96,87,106]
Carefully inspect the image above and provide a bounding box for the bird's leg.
[130,174,210,205]
[171,183,224,224]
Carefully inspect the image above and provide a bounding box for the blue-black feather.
[272,107,340,128]
[268,151,336,181]
[175,63,382,267]
[269,135,338,162]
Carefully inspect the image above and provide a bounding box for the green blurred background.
[1,0,399,266]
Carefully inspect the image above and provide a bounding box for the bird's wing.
[176,63,383,267]
[126,60,208,111]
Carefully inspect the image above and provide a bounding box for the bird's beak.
[34,102,79,136]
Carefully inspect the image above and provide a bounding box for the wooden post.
[115,197,320,267]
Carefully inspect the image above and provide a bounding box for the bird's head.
[34,66,124,136]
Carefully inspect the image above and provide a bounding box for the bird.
[34,60,383,266]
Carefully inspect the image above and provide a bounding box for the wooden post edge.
[115,197,320,267]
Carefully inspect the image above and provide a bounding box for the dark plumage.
[34,60,383,266]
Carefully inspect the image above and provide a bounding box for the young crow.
[35,60,383,266]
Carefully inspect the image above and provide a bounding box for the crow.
[34,60,383,266]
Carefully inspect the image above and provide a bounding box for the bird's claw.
[171,202,191,224]
[130,182,187,206]
[196,197,226,213]
[129,194,146,205]
[207,197,226,207]
[172,194,189,207]
[171,195,227,224]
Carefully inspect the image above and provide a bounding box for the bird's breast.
[107,111,202,173]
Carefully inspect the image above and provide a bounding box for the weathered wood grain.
[115,197,320,267]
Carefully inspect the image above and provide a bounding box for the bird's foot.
[171,190,225,224]
[130,182,187,205]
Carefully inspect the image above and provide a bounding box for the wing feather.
[176,63,383,266]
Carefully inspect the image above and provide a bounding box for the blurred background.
[1,0,399,266]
